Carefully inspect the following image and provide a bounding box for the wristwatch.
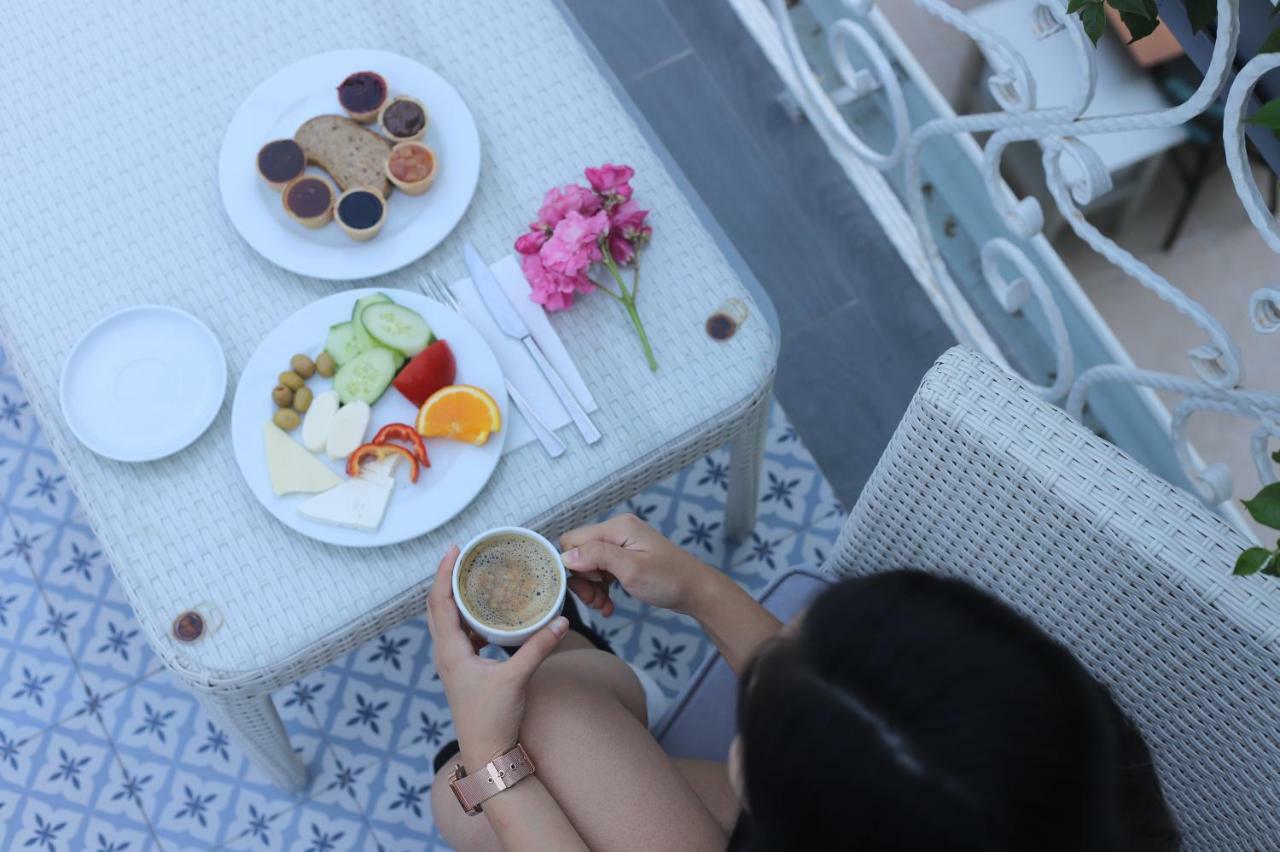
[449,744,536,815]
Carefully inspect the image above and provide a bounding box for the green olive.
[271,385,293,407]
[315,351,336,378]
[273,408,301,431]
[278,370,305,391]
[290,354,316,379]
[292,385,313,413]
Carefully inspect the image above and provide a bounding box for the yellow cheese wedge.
[263,422,342,496]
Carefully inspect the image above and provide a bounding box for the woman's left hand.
[425,546,570,766]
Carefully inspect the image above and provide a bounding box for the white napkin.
[452,255,598,454]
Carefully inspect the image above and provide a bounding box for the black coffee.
[458,534,560,630]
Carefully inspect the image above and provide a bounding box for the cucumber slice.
[324,321,368,366]
[361,302,433,357]
[351,293,393,352]
[333,347,397,405]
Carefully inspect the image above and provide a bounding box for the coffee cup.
[452,526,568,646]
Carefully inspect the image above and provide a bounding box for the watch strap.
[450,744,535,814]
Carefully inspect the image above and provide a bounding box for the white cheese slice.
[326,401,372,459]
[301,390,341,452]
[362,453,402,478]
[298,473,395,531]
[263,422,342,496]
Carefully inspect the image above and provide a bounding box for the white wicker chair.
[660,345,1279,849]
[825,345,1280,850]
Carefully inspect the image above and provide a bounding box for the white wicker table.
[0,0,776,788]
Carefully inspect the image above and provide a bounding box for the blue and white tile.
[391,694,454,764]
[8,455,73,520]
[0,647,80,735]
[264,801,372,852]
[0,569,41,647]
[363,754,436,846]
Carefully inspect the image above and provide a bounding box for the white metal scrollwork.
[762,0,1280,510]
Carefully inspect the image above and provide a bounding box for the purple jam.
[337,71,387,114]
[337,190,384,230]
[257,139,305,183]
[285,178,332,218]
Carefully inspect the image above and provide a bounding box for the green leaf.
[1246,98,1280,133]
[1272,449,1280,464]
[1265,558,1280,577]
[1107,0,1152,17]
[1067,0,1090,13]
[1242,482,1280,528]
[1262,26,1280,53]
[1234,547,1273,576]
[1121,9,1160,40]
[1186,0,1216,31]
[1081,3,1106,44]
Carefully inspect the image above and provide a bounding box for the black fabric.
[433,740,461,776]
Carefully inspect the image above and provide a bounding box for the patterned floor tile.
[0,340,843,850]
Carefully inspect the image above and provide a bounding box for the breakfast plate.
[60,305,226,462]
[230,288,508,547]
[218,49,481,280]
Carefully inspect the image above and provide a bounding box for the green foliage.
[1236,482,1280,580]
[1185,0,1216,32]
[1246,98,1280,135]
[1262,26,1280,54]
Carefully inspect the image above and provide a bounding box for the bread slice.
[295,115,392,197]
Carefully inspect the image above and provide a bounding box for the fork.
[418,273,567,459]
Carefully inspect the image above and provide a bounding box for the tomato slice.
[372,422,430,468]
[392,340,456,408]
[346,443,420,483]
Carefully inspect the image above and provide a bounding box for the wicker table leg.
[198,690,307,790]
[725,398,770,541]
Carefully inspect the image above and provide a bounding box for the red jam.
[285,178,332,218]
[337,71,387,115]
[389,144,435,183]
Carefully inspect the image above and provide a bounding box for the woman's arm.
[561,514,781,674]
[425,548,588,852]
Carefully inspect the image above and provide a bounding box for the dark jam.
[382,99,426,138]
[337,190,384,230]
[285,178,332,218]
[257,139,305,183]
[337,71,387,114]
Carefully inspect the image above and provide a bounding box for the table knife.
[464,242,602,445]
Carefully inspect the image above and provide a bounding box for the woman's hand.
[560,514,714,617]
[425,546,569,766]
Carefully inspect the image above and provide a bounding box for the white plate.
[218,49,482,280]
[60,306,227,462]
[230,288,508,547]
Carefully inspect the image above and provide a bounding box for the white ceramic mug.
[452,526,568,646]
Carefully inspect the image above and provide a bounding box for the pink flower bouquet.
[514,163,657,370]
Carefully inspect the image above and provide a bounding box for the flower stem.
[601,249,657,370]
[624,296,658,371]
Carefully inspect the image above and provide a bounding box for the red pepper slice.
[346,443,420,483]
[372,422,430,468]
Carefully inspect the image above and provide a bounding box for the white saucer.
[59,306,227,462]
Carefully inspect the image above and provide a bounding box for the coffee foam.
[458,534,561,630]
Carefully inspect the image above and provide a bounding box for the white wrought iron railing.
[731,0,1280,532]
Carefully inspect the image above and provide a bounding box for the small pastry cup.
[378,95,429,143]
[338,72,387,123]
[256,139,306,190]
[335,186,387,242]
[281,175,334,229]
[385,142,438,196]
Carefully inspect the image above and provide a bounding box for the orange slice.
[415,385,501,446]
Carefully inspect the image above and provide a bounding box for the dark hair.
[731,571,1179,852]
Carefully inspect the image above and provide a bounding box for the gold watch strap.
[450,744,536,815]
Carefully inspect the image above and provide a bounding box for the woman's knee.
[525,648,647,727]
[431,762,501,852]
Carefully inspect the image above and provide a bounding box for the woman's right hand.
[560,514,712,617]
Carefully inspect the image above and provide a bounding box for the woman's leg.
[673,758,738,833]
[431,645,727,852]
